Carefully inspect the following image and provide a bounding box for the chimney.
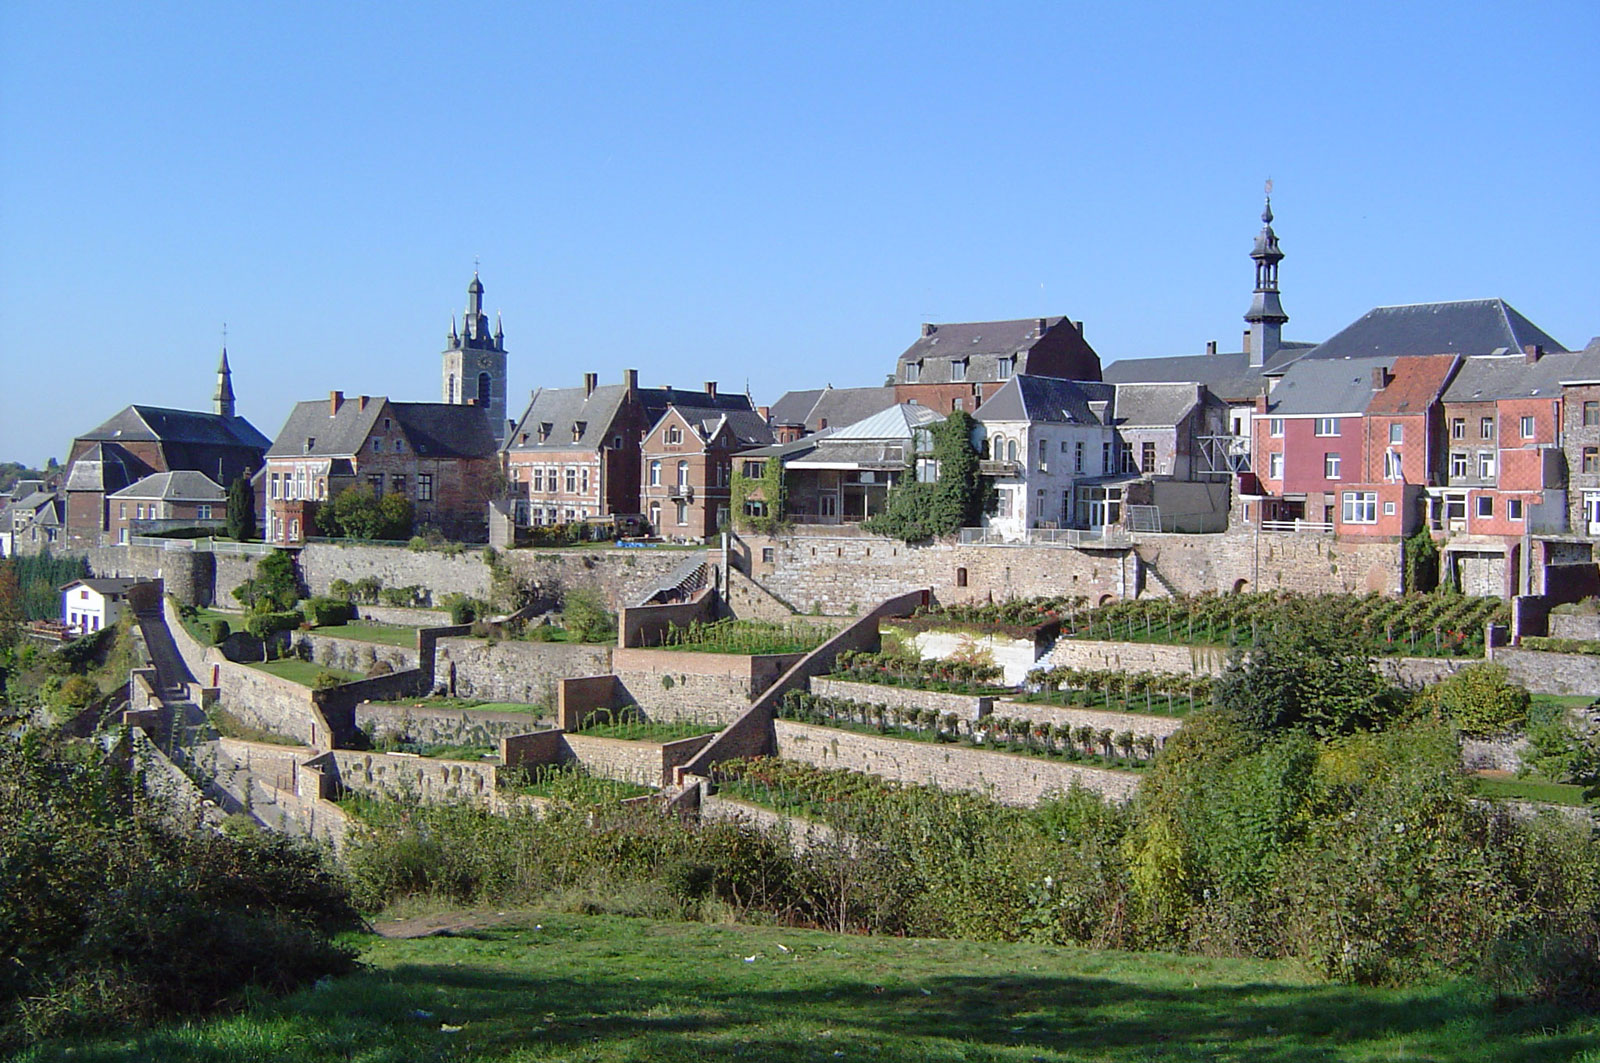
[329,390,344,415]
[1074,320,1084,336]
[758,405,770,421]
[921,322,936,337]
[1037,317,1048,334]
[584,372,598,396]
[1243,328,1254,360]
[1372,367,1391,390]
[358,395,369,411]
[704,381,718,398]
[1255,394,1268,414]
[1205,340,1217,357]
[1525,343,1544,364]
[623,368,639,391]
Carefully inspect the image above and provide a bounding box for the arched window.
[955,567,968,587]
[477,372,492,406]
[447,375,457,403]
[677,460,689,487]
[1006,438,1018,462]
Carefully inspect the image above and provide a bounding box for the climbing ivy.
[730,457,788,535]
[864,410,990,542]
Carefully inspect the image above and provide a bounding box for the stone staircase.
[638,553,712,605]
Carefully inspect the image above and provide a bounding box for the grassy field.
[311,621,422,647]
[15,909,1599,1062]
[366,696,548,715]
[246,659,363,687]
[1472,775,1590,806]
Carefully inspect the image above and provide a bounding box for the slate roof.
[78,405,271,451]
[1442,349,1600,403]
[788,405,944,470]
[766,386,899,432]
[897,317,1060,365]
[734,429,836,462]
[108,470,226,501]
[1111,382,1205,428]
[1265,356,1395,416]
[506,384,757,454]
[768,389,824,426]
[61,577,140,596]
[1100,343,1315,401]
[64,443,147,493]
[1367,354,1460,414]
[1303,300,1567,361]
[974,375,1114,424]
[268,397,499,460]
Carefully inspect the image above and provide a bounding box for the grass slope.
[15,911,1599,1062]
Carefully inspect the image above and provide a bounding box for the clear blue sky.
[2,1,1595,465]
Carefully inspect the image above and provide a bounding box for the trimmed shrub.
[303,596,356,627]
[243,610,304,640]
[204,618,230,645]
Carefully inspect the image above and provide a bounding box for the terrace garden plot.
[1017,666,1211,717]
[498,763,654,802]
[650,619,834,655]
[777,690,1154,768]
[364,695,548,716]
[307,621,422,648]
[829,649,1011,696]
[889,596,1081,639]
[1061,591,1508,658]
[246,659,363,687]
[574,714,722,743]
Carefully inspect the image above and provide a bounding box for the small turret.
[1244,186,1289,368]
[214,347,236,418]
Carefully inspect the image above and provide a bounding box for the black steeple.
[1245,186,1288,368]
[449,272,503,352]
[214,345,236,418]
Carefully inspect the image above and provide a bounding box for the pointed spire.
[449,313,459,346]
[213,340,236,418]
[1244,184,1288,368]
[495,310,504,340]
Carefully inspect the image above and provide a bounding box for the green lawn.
[366,696,547,715]
[246,659,363,687]
[575,718,721,742]
[16,910,1600,1062]
[1531,693,1598,715]
[1472,775,1591,807]
[311,621,422,648]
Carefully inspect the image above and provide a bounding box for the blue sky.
[1,1,1595,465]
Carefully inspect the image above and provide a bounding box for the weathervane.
[1265,177,1273,196]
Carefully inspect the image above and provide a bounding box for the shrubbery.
[1414,662,1530,736]
[243,610,304,640]
[205,617,231,644]
[303,595,356,627]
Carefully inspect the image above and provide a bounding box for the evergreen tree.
[225,475,255,542]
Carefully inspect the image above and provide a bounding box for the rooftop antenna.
[221,322,227,347]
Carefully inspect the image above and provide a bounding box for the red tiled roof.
[1366,354,1460,414]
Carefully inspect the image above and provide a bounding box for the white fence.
[128,536,276,557]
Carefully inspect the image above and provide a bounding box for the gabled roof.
[1304,299,1567,361]
[108,470,226,501]
[787,405,943,471]
[765,386,898,432]
[1441,349,1595,404]
[1367,354,1460,414]
[1100,343,1315,402]
[897,317,1060,364]
[974,375,1113,424]
[64,442,147,493]
[61,577,140,596]
[506,385,631,453]
[268,397,498,460]
[1111,382,1205,428]
[1266,356,1395,417]
[647,405,776,449]
[829,403,944,440]
[768,389,824,426]
[78,405,271,451]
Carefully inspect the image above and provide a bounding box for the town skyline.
[2,2,1596,464]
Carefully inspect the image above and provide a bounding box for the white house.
[973,375,1118,540]
[60,578,140,636]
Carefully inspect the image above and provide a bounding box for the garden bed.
[573,717,721,743]
[499,763,654,802]
[828,649,1012,696]
[306,621,421,648]
[649,618,835,655]
[245,659,363,687]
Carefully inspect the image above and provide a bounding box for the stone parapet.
[993,699,1186,742]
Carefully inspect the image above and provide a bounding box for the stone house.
[893,316,1102,414]
[639,404,774,541]
[106,471,227,544]
[779,404,944,524]
[1563,338,1600,535]
[264,393,500,545]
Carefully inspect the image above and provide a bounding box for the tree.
[232,549,299,613]
[225,475,255,542]
[863,411,990,542]
[377,492,414,541]
[322,485,383,540]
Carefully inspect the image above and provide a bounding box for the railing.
[977,459,1020,477]
[1259,520,1335,533]
[130,518,227,535]
[126,535,276,556]
[958,526,1134,548]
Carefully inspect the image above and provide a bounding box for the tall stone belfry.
[442,272,508,430]
[1244,191,1288,368]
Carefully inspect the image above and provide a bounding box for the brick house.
[1560,339,1600,535]
[893,316,1102,414]
[639,405,774,541]
[777,404,944,524]
[106,471,227,544]
[503,371,756,528]
[766,386,899,443]
[264,393,500,545]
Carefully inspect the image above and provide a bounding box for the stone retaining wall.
[1550,614,1600,640]
[563,734,668,787]
[1491,648,1600,695]
[699,794,846,853]
[1045,638,1228,675]
[435,637,612,708]
[313,749,500,805]
[357,703,551,746]
[298,543,492,601]
[291,632,420,674]
[810,677,991,721]
[772,720,1139,805]
[357,604,454,627]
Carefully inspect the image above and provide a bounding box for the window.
[996,489,1011,518]
[997,357,1013,380]
[197,504,212,520]
[1005,438,1017,463]
[1476,495,1494,518]
[904,361,921,383]
[1520,415,1535,439]
[288,518,299,540]
[1481,417,1494,440]
[1269,418,1284,437]
[649,460,661,486]
[1341,491,1378,524]
[1389,423,1403,444]
[1444,494,1467,522]
[1478,451,1495,479]
[391,476,406,496]
[1102,442,1113,473]
[136,504,146,520]
[951,397,963,412]
[383,418,391,431]
[367,474,384,495]
[372,438,382,453]
[565,467,577,493]
[676,501,688,525]
[531,466,543,492]
[1074,441,1084,473]
[1586,402,1599,427]
[1450,451,1468,477]
[1509,499,1524,520]
[1038,439,1049,473]
[742,460,764,478]
[1122,445,1138,474]
[1383,501,1397,516]
[677,460,690,487]
[580,468,590,493]
[1315,418,1339,436]
[1384,450,1403,479]
[417,474,433,501]
[950,358,967,382]
[1141,442,1156,474]
[955,567,968,587]
[269,473,280,500]
[666,425,682,445]
[393,439,404,453]
[118,502,126,519]
[1324,452,1341,479]
[648,502,661,530]
[538,422,552,442]
[1268,451,1283,479]
[762,547,775,563]
[1451,418,1465,439]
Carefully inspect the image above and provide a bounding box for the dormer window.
[905,361,921,383]
[573,421,587,442]
[997,356,1014,380]
[950,358,967,382]
[538,422,552,442]
[304,437,315,453]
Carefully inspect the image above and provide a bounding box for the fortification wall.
[357,703,550,746]
[434,637,612,708]
[291,632,419,674]
[772,720,1139,804]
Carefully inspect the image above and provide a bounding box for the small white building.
[60,578,140,636]
[974,375,1118,540]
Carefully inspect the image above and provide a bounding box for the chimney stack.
[1074,320,1084,336]
[758,405,771,421]
[1205,340,1218,357]
[1243,328,1254,360]
[704,381,717,398]
[358,395,369,411]
[1037,317,1048,334]
[1525,343,1544,364]
[584,372,598,396]
[330,391,344,415]
[922,322,936,337]
[1372,367,1391,390]
[623,368,639,391]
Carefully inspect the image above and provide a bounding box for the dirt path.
[372,909,538,939]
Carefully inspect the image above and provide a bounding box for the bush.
[243,610,304,640]
[562,589,615,643]
[441,593,480,625]
[205,618,230,645]
[1414,662,1530,736]
[303,596,356,627]
[311,670,346,691]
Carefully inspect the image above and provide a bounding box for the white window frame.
[1268,451,1283,479]
[1341,491,1377,525]
[1315,417,1339,437]
[1476,495,1494,518]
[1324,452,1341,479]
[1269,418,1284,438]
[1388,423,1403,444]
[1520,415,1535,439]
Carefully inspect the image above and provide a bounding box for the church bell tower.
[442,271,508,431]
